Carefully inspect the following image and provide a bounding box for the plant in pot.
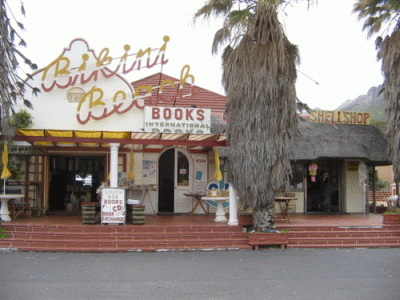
[382,208,400,225]
[248,228,290,250]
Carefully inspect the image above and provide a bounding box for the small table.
[0,194,25,222]
[275,196,297,222]
[184,193,207,215]
[201,197,229,222]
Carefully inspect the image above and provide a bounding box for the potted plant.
[248,229,289,250]
[382,208,400,225]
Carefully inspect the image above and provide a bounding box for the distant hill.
[336,85,385,121]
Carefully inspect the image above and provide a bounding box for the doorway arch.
[158,148,193,213]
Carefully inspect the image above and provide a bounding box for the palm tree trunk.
[253,204,275,231]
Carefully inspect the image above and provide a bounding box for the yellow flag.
[213,147,222,181]
[127,148,135,180]
[1,142,12,179]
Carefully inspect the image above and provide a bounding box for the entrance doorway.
[306,160,341,213]
[158,148,191,213]
[48,155,105,212]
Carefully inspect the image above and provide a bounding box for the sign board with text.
[144,106,211,134]
[101,188,125,224]
[310,110,371,125]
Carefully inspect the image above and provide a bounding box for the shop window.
[177,151,189,186]
[290,162,303,191]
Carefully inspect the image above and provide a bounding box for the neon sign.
[40,36,197,125]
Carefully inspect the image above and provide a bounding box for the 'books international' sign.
[310,110,371,125]
[101,188,125,224]
[144,106,211,134]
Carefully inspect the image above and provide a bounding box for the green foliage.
[0,227,8,239]
[11,109,33,129]
[384,208,400,214]
[368,167,389,190]
[0,1,39,141]
[0,151,24,181]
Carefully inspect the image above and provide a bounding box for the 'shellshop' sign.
[144,106,211,134]
[310,110,371,125]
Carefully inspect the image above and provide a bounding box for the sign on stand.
[101,188,125,225]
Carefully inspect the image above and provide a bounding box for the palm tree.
[194,0,315,230]
[353,0,400,192]
[0,0,38,141]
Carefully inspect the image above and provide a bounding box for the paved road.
[0,248,399,300]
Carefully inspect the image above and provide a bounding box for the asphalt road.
[0,248,399,300]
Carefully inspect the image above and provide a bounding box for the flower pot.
[382,213,400,225]
[238,213,253,226]
[248,232,289,250]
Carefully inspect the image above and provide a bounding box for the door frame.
[157,147,194,213]
[305,159,343,213]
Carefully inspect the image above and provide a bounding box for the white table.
[201,197,229,222]
[0,194,25,222]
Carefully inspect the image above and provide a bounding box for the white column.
[228,184,238,225]
[109,143,120,188]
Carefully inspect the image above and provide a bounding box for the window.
[290,162,303,190]
[177,151,189,186]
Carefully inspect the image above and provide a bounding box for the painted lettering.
[310,110,371,125]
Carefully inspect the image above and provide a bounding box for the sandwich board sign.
[101,188,125,224]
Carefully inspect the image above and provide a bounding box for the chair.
[285,192,297,213]
[9,198,32,219]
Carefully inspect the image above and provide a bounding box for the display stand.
[126,185,157,214]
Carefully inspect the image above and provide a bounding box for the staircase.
[278,225,400,248]
[0,224,251,252]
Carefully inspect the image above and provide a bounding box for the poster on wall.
[101,188,125,224]
[143,160,156,179]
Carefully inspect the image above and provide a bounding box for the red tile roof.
[131,73,227,113]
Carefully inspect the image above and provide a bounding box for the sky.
[11,0,384,111]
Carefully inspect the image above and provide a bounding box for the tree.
[353,0,400,190]
[194,0,316,230]
[0,0,38,140]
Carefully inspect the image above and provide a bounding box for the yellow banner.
[309,110,371,125]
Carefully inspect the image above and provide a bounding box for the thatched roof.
[292,120,389,165]
[212,117,390,165]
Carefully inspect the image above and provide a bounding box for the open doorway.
[48,155,105,212]
[158,148,191,214]
[306,160,341,213]
[158,149,175,213]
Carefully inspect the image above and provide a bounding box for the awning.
[10,129,226,152]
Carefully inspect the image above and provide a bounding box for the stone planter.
[248,232,289,250]
[127,205,145,225]
[382,213,400,225]
[238,213,253,226]
[81,202,100,224]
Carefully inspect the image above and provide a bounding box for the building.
[1,38,391,225]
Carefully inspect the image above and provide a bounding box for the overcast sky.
[13,0,384,111]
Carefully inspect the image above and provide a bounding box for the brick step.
[288,230,400,239]
[278,225,400,232]
[0,238,252,252]
[2,224,244,234]
[276,225,400,249]
[4,231,247,242]
[0,224,250,252]
[288,236,400,247]
[288,242,400,249]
